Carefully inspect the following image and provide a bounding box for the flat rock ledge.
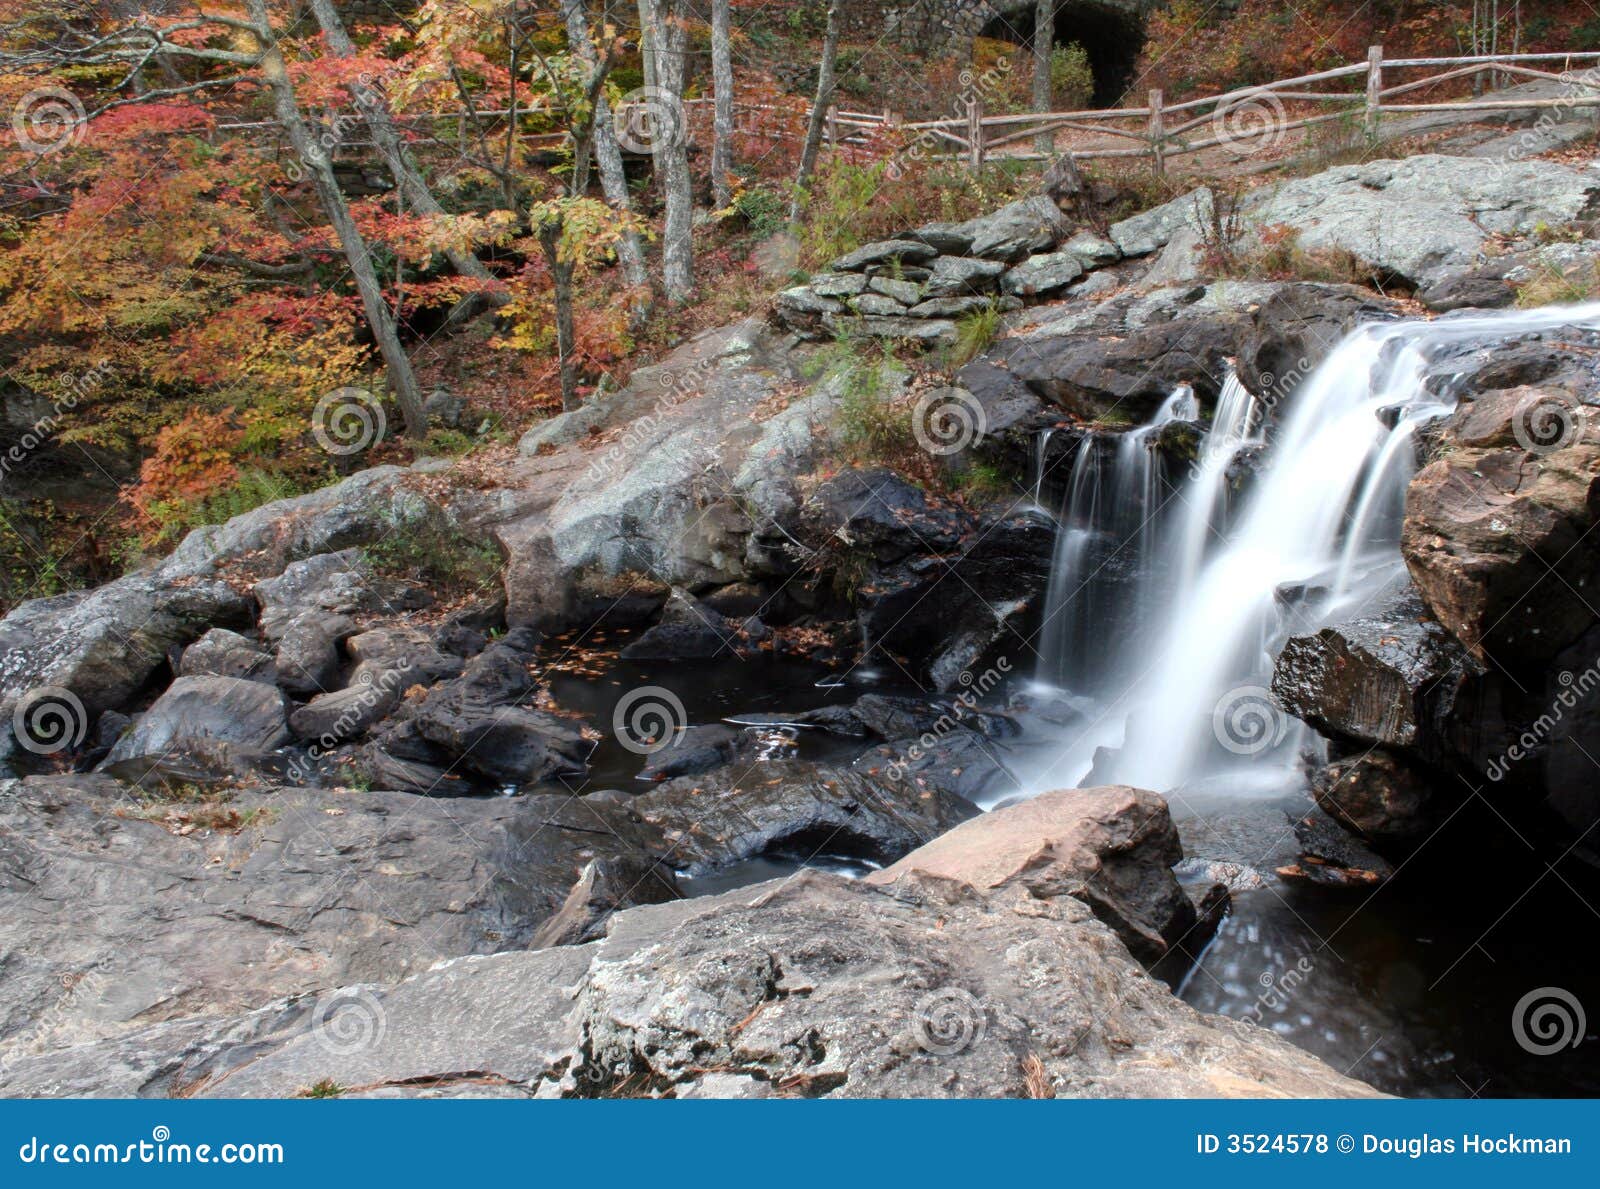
[3,843,1380,1100]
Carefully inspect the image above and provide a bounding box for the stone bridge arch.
[976,0,1154,107]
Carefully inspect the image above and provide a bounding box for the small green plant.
[803,332,918,466]
[954,459,1017,498]
[420,427,477,457]
[299,1079,345,1099]
[1516,259,1600,308]
[363,511,504,593]
[140,466,328,549]
[1050,43,1095,109]
[733,185,786,238]
[944,304,1003,369]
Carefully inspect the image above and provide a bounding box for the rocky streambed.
[4,144,1600,1098]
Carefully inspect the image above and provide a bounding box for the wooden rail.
[827,47,1600,174]
[227,47,1600,177]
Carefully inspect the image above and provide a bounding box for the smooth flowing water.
[1028,303,1600,796]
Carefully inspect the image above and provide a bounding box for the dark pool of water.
[533,630,923,788]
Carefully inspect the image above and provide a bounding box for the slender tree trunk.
[636,0,657,92]
[537,221,580,412]
[643,0,694,301]
[560,0,649,303]
[1033,0,1054,155]
[307,0,505,330]
[791,1,840,223]
[247,0,426,436]
[710,0,735,209]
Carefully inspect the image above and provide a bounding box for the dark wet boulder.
[1271,589,1486,759]
[1312,749,1441,848]
[1283,807,1397,888]
[857,727,1023,806]
[636,723,752,783]
[1416,266,1516,312]
[630,759,980,872]
[620,587,740,660]
[377,635,589,787]
[100,677,291,780]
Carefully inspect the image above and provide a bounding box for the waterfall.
[1036,386,1198,694]
[1027,303,1600,799]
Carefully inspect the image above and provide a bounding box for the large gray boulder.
[867,785,1199,965]
[15,871,1385,1099]
[959,195,1069,261]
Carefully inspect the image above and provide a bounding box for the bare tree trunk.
[791,1,840,223]
[642,0,694,301]
[560,0,649,304]
[710,0,735,209]
[307,0,503,322]
[636,0,656,92]
[1033,0,1054,155]
[536,219,580,412]
[247,0,426,436]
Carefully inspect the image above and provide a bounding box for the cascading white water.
[1028,303,1600,798]
[1036,385,1198,691]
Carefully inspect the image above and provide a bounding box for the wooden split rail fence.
[222,48,1600,177]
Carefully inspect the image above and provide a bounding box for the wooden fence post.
[1148,88,1165,175]
[967,96,984,171]
[1365,45,1383,140]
